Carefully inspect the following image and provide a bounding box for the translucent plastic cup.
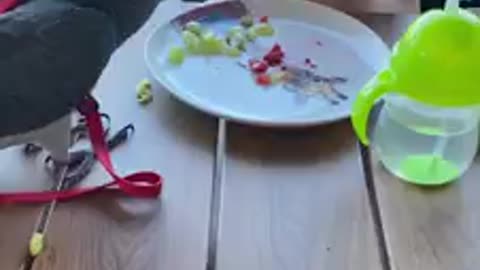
[372,94,479,185]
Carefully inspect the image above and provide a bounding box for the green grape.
[136,79,153,105]
[224,45,242,57]
[229,32,247,51]
[246,27,257,42]
[236,40,246,52]
[201,30,216,41]
[182,30,200,53]
[168,46,185,65]
[137,92,153,105]
[227,26,243,38]
[270,71,286,84]
[185,21,202,36]
[240,15,254,28]
[199,31,224,55]
[254,23,275,36]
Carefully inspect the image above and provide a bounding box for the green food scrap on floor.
[136,79,153,105]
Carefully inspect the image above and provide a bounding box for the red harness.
[0,1,163,203]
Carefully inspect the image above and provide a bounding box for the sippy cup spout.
[351,70,392,145]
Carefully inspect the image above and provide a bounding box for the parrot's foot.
[22,113,111,157]
[45,150,96,189]
[23,143,43,155]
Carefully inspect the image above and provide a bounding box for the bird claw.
[22,113,111,157]
[71,113,111,144]
[43,122,134,188]
[45,150,96,190]
[23,143,43,156]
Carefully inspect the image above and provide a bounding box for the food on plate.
[182,30,201,53]
[198,31,225,54]
[249,59,269,74]
[224,45,242,57]
[185,21,203,36]
[259,16,269,23]
[226,31,247,51]
[168,17,276,65]
[270,71,288,84]
[227,25,243,38]
[256,73,272,86]
[240,15,254,28]
[253,23,274,36]
[245,27,257,42]
[168,46,185,65]
[263,43,285,66]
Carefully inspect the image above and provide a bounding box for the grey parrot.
[0,0,163,181]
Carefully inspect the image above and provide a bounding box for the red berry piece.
[260,16,269,23]
[271,43,282,52]
[251,60,269,73]
[264,51,284,65]
[262,43,286,67]
[256,74,271,86]
[248,59,258,68]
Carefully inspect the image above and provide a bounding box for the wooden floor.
[3,1,479,270]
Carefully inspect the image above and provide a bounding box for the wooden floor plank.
[21,1,216,270]
[371,156,480,270]
[216,122,381,270]
[0,206,40,269]
[0,129,59,270]
[215,12,417,270]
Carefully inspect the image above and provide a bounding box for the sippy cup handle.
[351,70,393,145]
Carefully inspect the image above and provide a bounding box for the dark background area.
[422,0,480,11]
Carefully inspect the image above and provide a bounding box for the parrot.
[0,0,163,182]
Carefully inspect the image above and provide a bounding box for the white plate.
[145,0,390,127]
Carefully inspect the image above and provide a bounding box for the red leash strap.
[0,0,19,13]
[0,96,163,204]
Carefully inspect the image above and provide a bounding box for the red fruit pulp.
[256,74,271,86]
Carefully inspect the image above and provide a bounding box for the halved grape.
[224,45,242,57]
[270,71,287,84]
[168,46,185,65]
[136,79,153,105]
[240,15,254,28]
[246,27,257,42]
[182,30,200,53]
[199,31,224,54]
[185,21,202,36]
[229,32,247,51]
[254,23,275,36]
[227,26,243,38]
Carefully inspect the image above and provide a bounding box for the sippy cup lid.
[351,0,480,145]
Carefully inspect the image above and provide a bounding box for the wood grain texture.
[0,206,40,269]
[216,121,381,270]
[23,1,216,270]
[371,156,480,270]
[215,13,418,270]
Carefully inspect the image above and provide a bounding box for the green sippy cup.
[351,0,480,185]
